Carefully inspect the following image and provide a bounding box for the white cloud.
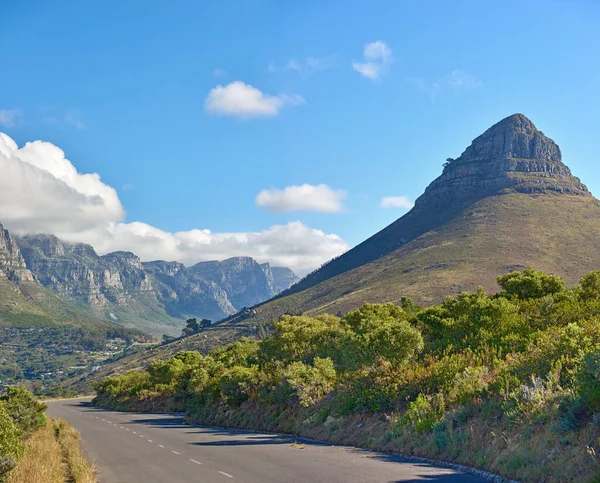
[256,184,347,213]
[204,81,305,119]
[352,41,393,80]
[0,133,346,275]
[380,196,414,209]
[408,69,482,102]
[0,109,22,127]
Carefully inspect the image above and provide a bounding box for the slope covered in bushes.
[94,269,600,482]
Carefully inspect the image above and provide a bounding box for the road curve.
[47,398,486,483]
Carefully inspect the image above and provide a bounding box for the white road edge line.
[172,450,180,455]
[158,445,164,448]
[190,459,202,465]
[148,440,153,443]
[219,471,234,478]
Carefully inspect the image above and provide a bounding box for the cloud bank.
[0,133,347,275]
[352,41,393,80]
[256,184,346,213]
[204,81,305,119]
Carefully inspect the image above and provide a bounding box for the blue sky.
[1,0,599,274]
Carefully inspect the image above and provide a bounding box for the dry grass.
[53,419,97,483]
[7,418,96,483]
[7,421,63,483]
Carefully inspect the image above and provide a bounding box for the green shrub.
[284,357,336,407]
[497,268,567,300]
[402,393,445,434]
[0,401,23,481]
[0,387,46,436]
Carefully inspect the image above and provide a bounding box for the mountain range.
[12,234,299,336]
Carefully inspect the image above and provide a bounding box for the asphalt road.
[47,398,486,483]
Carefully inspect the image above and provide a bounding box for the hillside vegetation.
[95,269,600,482]
[0,386,95,482]
[0,278,151,389]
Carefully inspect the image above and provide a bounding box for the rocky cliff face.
[269,266,300,293]
[142,260,237,322]
[190,257,276,309]
[17,235,155,307]
[14,235,299,331]
[415,114,590,209]
[0,223,34,282]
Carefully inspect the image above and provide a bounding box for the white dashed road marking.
[82,409,238,480]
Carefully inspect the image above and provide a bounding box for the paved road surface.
[47,398,485,483]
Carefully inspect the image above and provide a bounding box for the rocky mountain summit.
[282,114,592,297]
[14,233,299,335]
[415,113,590,209]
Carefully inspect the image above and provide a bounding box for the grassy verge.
[8,418,96,483]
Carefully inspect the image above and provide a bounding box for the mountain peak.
[462,113,561,163]
[415,114,589,209]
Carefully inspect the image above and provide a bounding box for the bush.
[0,387,46,437]
[284,357,336,407]
[0,402,23,481]
[497,268,567,300]
[401,393,445,434]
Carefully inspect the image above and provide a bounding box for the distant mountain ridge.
[15,233,299,336]
[0,222,149,383]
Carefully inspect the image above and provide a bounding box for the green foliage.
[0,386,49,482]
[497,268,567,300]
[94,268,600,451]
[284,357,336,407]
[342,303,423,369]
[401,393,445,434]
[0,387,46,436]
[259,314,348,366]
[0,401,23,482]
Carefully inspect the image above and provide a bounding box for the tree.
[343,303,424,369]
[182,318,200,337]
[497,268,567,299]
[200,319,212,329]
